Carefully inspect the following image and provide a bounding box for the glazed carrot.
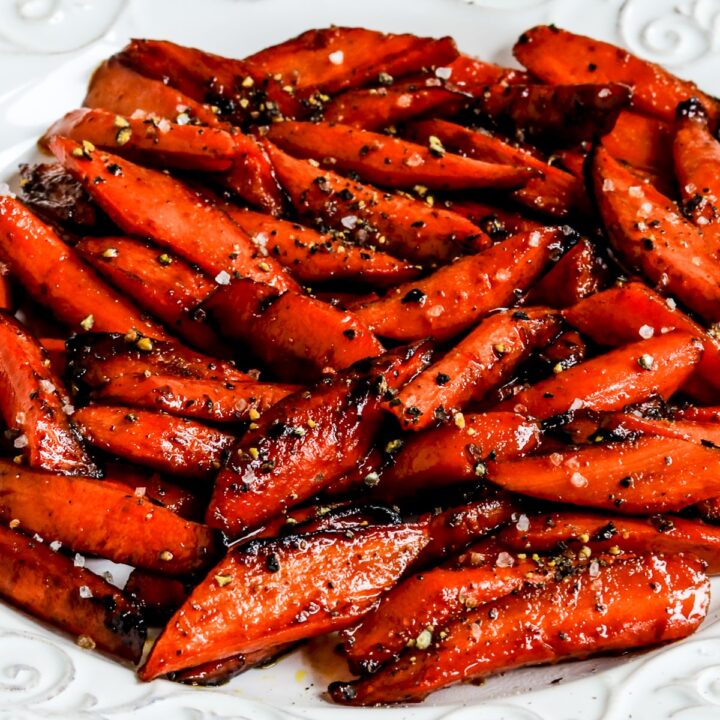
[0,313,97,476]
[139,523,429,679]
[73,405,235,480]
[84,59,221,126]
[50,137,295,291]
[513,25,720,124]
[590,145,720,323]
[330,553,708,704]
[473,83,631,146]
[352,227,562,342]
[0,460,218,574]
[499,331,701,420]
[606,412,720,445]
[444,199,543,235]
[206,344,431,536]
[0,523,146,662]
[389,308,562,430]
[375,412,540,499]
[322,446,385,498]
[0,196,166,337]
[442,53,530,92]
[266,121,535,190]
[203,279,384,383]
[125,569,188,624]
[487,436,720,514]
[41,108,237,172]
[262,140,489,263]
[39,337,67,377]
[405,118,586,218]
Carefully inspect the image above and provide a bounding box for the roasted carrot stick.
[262,140,489,264]
[487,435,720,514]
[444,199,543,235]
[352,227,562,341]
[514,25,720,124]
[50,137,295,291]
[139,523,429,680]
[0,460,218,574]
[206,343,431,536]
[440,53,530,92]
[0,523,146,662]
[0,196,166,337]
[73,405,235,480]
[589,145,720,323]
[322,446,385,498]
[330,552,708,704]
[124,569,188,624]
[388,308,562,431]
[606,412,720,447]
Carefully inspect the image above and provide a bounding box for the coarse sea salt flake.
[628,186,643,198]
[328,50,344,65]
[570,472,588,487]
[602,179,615,192]
[49,540,62,552]
[496,551,514,568]
[516,514,530,532]
[215,270,231,285]
[435,66,452,80]
[13,434,28,449]
[74,553,85,568]
[528,231,542,247]
[79,586,93,599]
[341,215,358,229]
[639,324,654,339]
[39,379,56,394]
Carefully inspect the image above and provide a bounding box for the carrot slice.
[487,436,720,514]
[49,137,295,291]
[330,552,708,704]
[389,308,562,430]
[513,25,720,124]
[352,227,562,342]
[590,145,720,323]
[125,569,188,624]
[139,523,429,679]
[73,405,235,479]
[0,196,166,337]
[0,523,146,662]
[0,459,218,574]
[206,344,430,536]
[262,140,489,263]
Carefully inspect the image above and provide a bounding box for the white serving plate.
[2,0,720,717]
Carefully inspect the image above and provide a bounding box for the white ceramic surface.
[1,0,720,717]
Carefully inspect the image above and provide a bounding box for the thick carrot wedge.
[389,308,561,430]
[217,203,420,286]
[352,227,562,341]
[499,331,701,420]
[84,59,220,126]
[0,313,96,476]
[375,412,540,499]
[50,137,294,291]
[0,523,146,662]
[514,25,720,124]
[590,146,720,323]
[501,510,720,573]
[139,523,429,679]
[125,569,188,624]
[487,436,720,514]
[441,53,530,92]
[73,405,235,479]
[206,344,431,536]
[444,199,543,235]
[405,119,586,218]
[474,83,631,146]
[0,460,218,574]
[330,552,708,704]
[203,279,384,383]
[266,121,535,190]
[0,196,166,337]
[42,108,237,172]
[262,140,489,263]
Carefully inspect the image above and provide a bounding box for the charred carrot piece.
[50,137,294,291]
[352,227,563,342]
[203,279,384,383]
[206,344,431,537]
[499,331,701,420]
[389,308,562,431]
[84,58,221,126]
[73,405,235,480]
[76,236,228,355]
[139,523,429,679]
[0,523,146,662]
[487,435,720,514]
[267,121,535,191]
[0,459,218,574]
[125,569,188,624]
[590,145,720,323]
[474,82,631,146]
[0,196,166,337]
[42,108,237,172]
[375,412,540,500]
[331,552,708,704]
[0,313,96,476]
[405,118,587,218]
